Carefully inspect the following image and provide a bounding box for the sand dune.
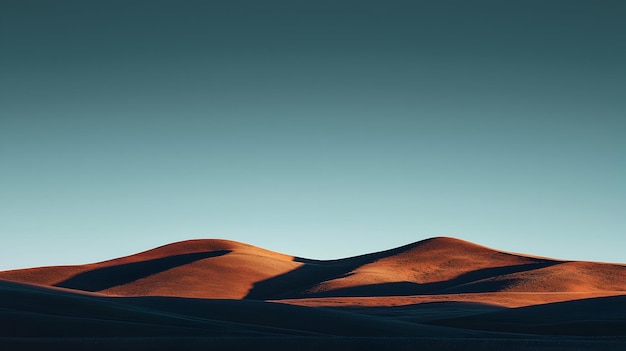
[1,237,623,301]
[1,237,625,350]
[0,239,301,299]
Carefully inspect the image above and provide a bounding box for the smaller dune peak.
[91,238,294,267]
[152,238,252,252]
[108,239,245,261]
[420,236,479,245]
[133,238,290,258]
[404,236,490,252]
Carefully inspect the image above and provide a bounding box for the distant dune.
[1,237,625,350]
[1,237,623,301]
[0,239,300,299]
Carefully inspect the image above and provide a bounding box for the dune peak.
[0,236,623,301]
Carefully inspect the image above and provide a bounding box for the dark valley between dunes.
[1,237,625,350]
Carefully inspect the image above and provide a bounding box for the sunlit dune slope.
[439,260,626,294]
[295,237,551,297]
[0,237,624,300]
[247,237,625,298]
[0,240,301,299]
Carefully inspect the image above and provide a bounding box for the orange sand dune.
[0,237,624,302]
[0,239,300,299]
[2,237,626,349]
[292,237,554,297]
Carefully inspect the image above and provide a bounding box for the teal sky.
[1,1,625,270]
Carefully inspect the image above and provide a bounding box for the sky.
[1,1,625,270]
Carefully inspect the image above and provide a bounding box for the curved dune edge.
[272,292,626,308]
[0,237,624,302]
[1,238,626,345]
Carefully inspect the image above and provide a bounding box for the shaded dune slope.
[0,237,624,300]
[428,295,626,336]
[254,237,558,298]
[0,279,485,338]
[1,279,625,340]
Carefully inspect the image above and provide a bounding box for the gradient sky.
[1,1,625,270]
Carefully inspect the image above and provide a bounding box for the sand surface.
[1,237,624,350]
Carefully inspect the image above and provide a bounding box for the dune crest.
[2,237,626,349]
[0,239,300,299]
[0,237,624,301]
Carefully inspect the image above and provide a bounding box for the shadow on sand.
[55,250,230,292]
[305,261,562,297]
[426,295,626,336]
[245,244,561,299]
[244,241,428,299]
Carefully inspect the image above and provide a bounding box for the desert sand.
[1,237,625,350]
